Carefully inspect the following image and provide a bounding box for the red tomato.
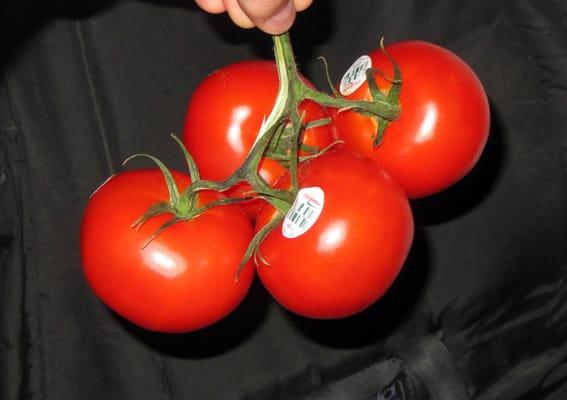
[183,60,334,217]
[332,41,490,198]
[80,169,254,333]
[255,149,414,319]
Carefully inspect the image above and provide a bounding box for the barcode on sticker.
[340,55,372,96]
[282,187,325,239]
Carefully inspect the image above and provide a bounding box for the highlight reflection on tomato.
[80,169,254,333]
[333,41,490,198]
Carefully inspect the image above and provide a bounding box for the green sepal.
[190,196,255,217]
[317,56,343,98]
[366,68,387,102]
[299,140,344,163]
[304,117,332,130]
[141,217,181,249]
[373,118,390,147]
[266,122,288,156]
[380,38,403,102]
[235,212,285,282]
[169,133,200,182]
[123,153,180,204]
[369,39,403,148]
[266,117,330,159]
[298,143,319,155]
[131,201,173,231]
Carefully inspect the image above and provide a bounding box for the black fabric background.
[1,1,566,399]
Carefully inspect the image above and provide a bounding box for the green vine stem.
[130,32,402,277]
[176,33,400,215]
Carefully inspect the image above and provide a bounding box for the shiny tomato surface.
[80,169,254,333]
[183,60,334,217]
[255,149,414,319]
[333,41,490,198]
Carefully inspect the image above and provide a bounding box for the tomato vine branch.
[127,31,404,274]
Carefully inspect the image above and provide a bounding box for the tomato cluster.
[80,37,489,332]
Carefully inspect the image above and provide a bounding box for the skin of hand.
[194,0,313,35]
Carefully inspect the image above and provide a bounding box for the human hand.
[194,0,313,35]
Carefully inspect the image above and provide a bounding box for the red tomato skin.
[80,169,254,333]
[255,149,414,319]
[183,60,334,217]
[333,41,490,199]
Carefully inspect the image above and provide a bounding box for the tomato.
[80,169,254,333]
[332,41,490,198]
[183,60,334,217]
[255,149,414,319]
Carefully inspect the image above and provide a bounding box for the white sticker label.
[282,187,325,239]
[339,55,372,96]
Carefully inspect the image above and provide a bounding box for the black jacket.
[1,1,566,399]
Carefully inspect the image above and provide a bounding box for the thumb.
[236,0,296,35]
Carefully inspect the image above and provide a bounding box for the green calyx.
[365,38,402,147]
[123,135,250,249]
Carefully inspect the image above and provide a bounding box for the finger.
[194,0,226,14]
[238,0,296,35]
[223,0,256,29]
[236,0,289,20]
[294,0,313,12]
[257,0,296,35]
